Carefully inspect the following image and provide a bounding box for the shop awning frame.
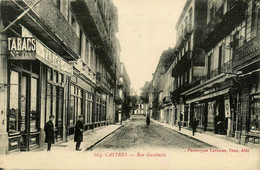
[186,88,230,104]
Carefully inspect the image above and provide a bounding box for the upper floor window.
[71,16,80,37]
[189,8,192,28]
[207,2,215,23]
[210,4,215,21]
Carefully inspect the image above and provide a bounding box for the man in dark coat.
[74,115,84,151]
[191,118,199,136]
[146,115,150,126]
[44,115,55,151]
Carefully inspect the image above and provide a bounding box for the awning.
[182,74,234,96]
[186,88,230,104]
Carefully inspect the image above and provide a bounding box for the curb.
[85,124,126,151]
[151,119,216,148]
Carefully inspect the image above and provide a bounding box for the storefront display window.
[30,78,38,132]
[9,71,19,133]
[46,83,52,122]
[85,93,93,124]
[69,84,83,125]
[52,86,57,127]
[21,76,27,133]
[96,97,100,122]
[101,100,106,121]
[250,98,260,131]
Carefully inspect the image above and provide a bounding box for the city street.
[1,116,259,170]
[93,115,212,150]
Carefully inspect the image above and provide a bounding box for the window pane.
[53,71,57,83]
[71,85,74,95]
[21,76,27,132]
[46,83,52,123]
[30,78,38,132]
[75,97,78,121]
[70,96,75,125]
[78,98,81,118]
[47,68,52,80]
[52,86,57,128]
[9,71,19,133]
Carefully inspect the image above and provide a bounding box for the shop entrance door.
[20,73,40,151]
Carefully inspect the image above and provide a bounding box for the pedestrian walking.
[178,121,182,131]
[146,115,150,126]
[191,118,199,136]
[44,115,55,151]
[74,115,84,151]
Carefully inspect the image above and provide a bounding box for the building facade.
[150,0,260,146]
[134,103,148,115]
[167,0,208,128]
[183,0,259,144]
[0,0,130,154]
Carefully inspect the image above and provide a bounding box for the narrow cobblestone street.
[94,115,212,150]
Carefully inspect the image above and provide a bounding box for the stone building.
[150,0,259,145]
[0,0,126,154]
[180,0,259,144]
[171,0,208,127]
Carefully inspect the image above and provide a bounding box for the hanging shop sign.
[225,97,231,118]
[8,37,36,60]
[36,40,73,74]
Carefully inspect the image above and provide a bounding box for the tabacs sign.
[8,37,36,60]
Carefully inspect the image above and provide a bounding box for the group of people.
[44,115,84,151]
[44,114,199,151]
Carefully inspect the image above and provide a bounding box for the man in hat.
[44,115,55,151]
[74,115,84,151]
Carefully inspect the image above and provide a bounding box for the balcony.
[2,0,80,61]
[176,24,193,48]
[184,24,193,39]
[200,60,232,83]
[163,96,171,105]
[198,0,247,52]
[233,35,260,70]
[96,72,112,95]
[71,0,114,65]
[172,50,192,77]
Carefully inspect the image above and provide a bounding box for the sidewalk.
[151,119,260,151]
[51,120,130,152]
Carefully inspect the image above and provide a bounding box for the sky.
[113,0,186,95]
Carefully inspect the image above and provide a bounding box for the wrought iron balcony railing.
[172,50,192,77]
[198,0,247,52]
[233,35,260,70]
[200,60,232,83]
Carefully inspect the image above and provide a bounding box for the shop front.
[8,61,41,151]
[7,27,73,151]
[68,74,95,135]
[187,88,234,136]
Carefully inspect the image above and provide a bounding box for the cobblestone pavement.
[94,115,212,150]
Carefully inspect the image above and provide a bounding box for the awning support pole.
[1,0,42,34]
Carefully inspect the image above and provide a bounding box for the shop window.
[30,78,38,132]
[20,76,27,132]
[47,68,52,81]
[46,83,52,122]
[250,98,260,131]
[9,70,19,133]
[69,85,83,125]
[52,86,57,127]
[53,71,58,83]
[58,73,63,84]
